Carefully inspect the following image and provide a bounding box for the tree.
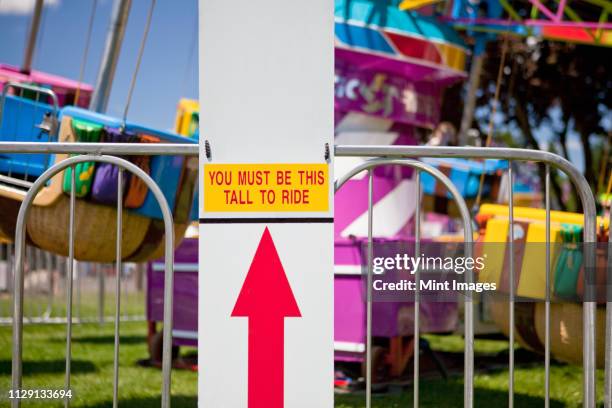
[462,37,611,211]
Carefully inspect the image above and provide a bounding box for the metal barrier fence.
[335,145,604,408]
[335,158,474,408]
[0,142,609,407]
[0,144,177,408]
[0,243,146,325]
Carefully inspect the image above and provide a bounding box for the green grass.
[0,288,146,322]
[0,322,605,407]
[336,333,606,408]
[0,322,197,407]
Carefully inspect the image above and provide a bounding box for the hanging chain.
[122,0,156,127]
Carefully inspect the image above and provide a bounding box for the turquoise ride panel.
[0,96,198,223]
[59,107,198,222]
[0,95,56,178]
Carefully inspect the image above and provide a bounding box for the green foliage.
[474,38,611,209]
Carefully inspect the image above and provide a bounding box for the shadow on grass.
[81,395,196,408]
[462,346,569,375]
[448,383,564,408]
[0,359,96,375]
[337,380,566,407]
[51,335,147,345]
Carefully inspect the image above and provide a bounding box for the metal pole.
[0,244,5,319]
[365,170,374,408]
[0,141,197,156]
[112,169,123,408]
[508,162,515,408]
[44,252,54,319]
[75,260,81,321]
[605,208,612,408]
[21,0,44,73]
[545,165,551,408]
[464,229,475,408]
[89,0,132,113]
[64,167,76,408]
[98,264,105,324]
[413,170,421,408]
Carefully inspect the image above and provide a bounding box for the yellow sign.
[204,163,329,212]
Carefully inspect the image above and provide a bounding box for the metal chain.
[122,0,156,126]
[74,0,98,107]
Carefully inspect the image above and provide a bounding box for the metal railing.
[335,145,603,408]
[336,158,475,407]
[0,144,178,408]
[0,142,608,407]
[0,242,146,325]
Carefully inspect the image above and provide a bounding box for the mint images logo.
[372,278,497,293]
[372,254,485,275]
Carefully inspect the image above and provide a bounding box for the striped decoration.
[335,0,469,76]
[335,21,468,73]
[334,112,419,239]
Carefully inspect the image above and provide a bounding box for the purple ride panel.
[334,237,458,362]
[147,238,198,347]
[147,236,458,355]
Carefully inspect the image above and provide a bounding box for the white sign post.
[198,1,333,407]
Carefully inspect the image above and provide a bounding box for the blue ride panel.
[0,95,56,178]
[420,157,507,199]
[60,107,198,221]
[335,22,396,55]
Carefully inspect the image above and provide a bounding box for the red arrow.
[231,227,301,408]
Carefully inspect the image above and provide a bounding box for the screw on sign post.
[198,0,333,406]
[231,227,301,408]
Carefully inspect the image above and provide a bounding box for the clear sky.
[0,0,198,131]
[0,0,606,174]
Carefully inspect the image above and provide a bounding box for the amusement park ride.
[0,0,198,262]
[440,0,611,46]
[0,0,610,384]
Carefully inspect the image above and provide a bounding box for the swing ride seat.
[0,63,93,108]
[476,204,609,367]
[420,157,506,199]
[0,95,54,178]
[0,97,198,262]
[174,98,199,138]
